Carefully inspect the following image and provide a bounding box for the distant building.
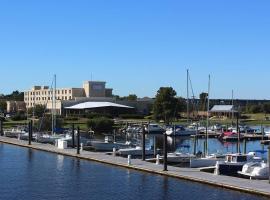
[24,81,113,114]
[209,105,239,118]
[6,101,26,113]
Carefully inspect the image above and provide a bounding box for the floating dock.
[0,136,269,198]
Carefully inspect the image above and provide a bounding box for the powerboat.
[4,127,28,138]
[238,161,269,180]
[90,135,132,151]
[214,152,262,176]
[219,131,244,141]
[118,146,154,156]
[190,153,226,168]
[165,152,196,163]
[166,125,196,136]
[145,124,164,134]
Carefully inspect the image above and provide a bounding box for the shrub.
[11,114,27,121]
[119,114,145,119]
[86,112,113,119]
[87,117,114,133]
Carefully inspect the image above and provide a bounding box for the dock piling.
[28,120,32,145]
[237,114,240,153]
[142,124,146,161]
[128,155,131,166]
[77,127,80,154]
[243,139,247,154]
[0,119,3,136]
[72,124,75,148]
[268,146,270,184]
[156,154,160,165]
[163,132,168,171]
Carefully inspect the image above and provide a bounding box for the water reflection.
[143,135,269,160]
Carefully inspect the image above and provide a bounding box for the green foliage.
[85,112,113,119]
[199,92,208,111]
[0,101,7,112]
[11,113,27,121]
[28,104,46,118]
[0,91,24,101]
[87,117,114,133]
[153,87,178,124]
[119,114,144,119]
[36,115,63,132]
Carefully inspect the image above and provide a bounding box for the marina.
[0,136,269,198]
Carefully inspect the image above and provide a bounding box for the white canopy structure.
[65,102,134,110]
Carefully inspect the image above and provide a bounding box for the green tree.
[127,94,137,101]
[262,103,270,114]
[199,92,208,111]
[0,101,7,112]
[87,117,114,133]
[28,104,46,118]
[153,87,178,124]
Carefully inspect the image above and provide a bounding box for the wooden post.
[72,124,75,148]
[243,139,247,154]
[237,114,240,154]
[268,146,270,184]
[0,119,3,136]
[261,125,264,141]
[163,132,168,171]
[28,120,32,145]
[77,127,80,154]
[142,124,146,161]
[153,136,157,158]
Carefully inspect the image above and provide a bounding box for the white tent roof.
[65,102,134,110]
[210,105,237,113]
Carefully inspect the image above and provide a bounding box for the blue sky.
[0,0,270,99]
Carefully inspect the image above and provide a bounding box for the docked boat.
[165,152,196,163]
[166,125,196,136]
[36,134,65,144]
[219,131,244,141]
[214,152,262,176]
[238,161,269,180]
[145,124,165,134]
[4,127,28,138]
[190,153,226,168]
[90,135,132,151]
[118,146,154,156]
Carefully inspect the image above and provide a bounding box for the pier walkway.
[0,136,269,198]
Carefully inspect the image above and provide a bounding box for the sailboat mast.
[51,74,56,135]
[206,74,210,156]
[187,69,189,123]
[232,90,234,125]
[54,74,57,135]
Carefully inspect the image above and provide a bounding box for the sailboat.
[190,75,225,168]
[36,75,65,144]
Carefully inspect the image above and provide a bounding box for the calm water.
[0,143,268,200]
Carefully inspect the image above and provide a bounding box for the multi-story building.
[24,81,113,114]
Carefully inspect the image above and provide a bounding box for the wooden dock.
[0,136,269,198]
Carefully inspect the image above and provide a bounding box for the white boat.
[145,124,164,133]
[165,152,196,163]
[36,134,65,144]
[118,146,154,156]
[238,161,269,180]
[4,127,28,138]
[91,140,131,151]
[190,153,226,168]
[166,125,196,136]
[214,152,262,176]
